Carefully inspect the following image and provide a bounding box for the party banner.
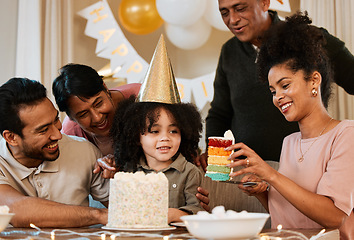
[269,0,291,12]
[190,72,215,110]
[78,0,148,84]
[175,78,192,103]
[175,73,215,110]
[78,0,215,109]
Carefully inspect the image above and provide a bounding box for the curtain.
[16,0,41,81]
[300,0,354,120]
[15,0,74,103]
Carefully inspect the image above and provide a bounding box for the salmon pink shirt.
[268,120,354,239]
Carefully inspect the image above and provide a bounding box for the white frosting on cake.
[107,171,169,228]
[0,205,9,214]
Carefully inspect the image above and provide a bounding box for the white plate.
[170,222,186,227]
[102,226,176,231]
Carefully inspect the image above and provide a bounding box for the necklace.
[298,118,333,162]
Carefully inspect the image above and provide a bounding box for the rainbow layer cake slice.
[205,134,234,181]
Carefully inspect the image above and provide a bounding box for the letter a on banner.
[78,0,148,84]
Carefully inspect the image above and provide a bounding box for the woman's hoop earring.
[312,88,318,97]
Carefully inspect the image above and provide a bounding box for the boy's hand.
[168,208,188,223]
[93,154,117,179]
[196,187,210,212]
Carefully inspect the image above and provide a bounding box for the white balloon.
[156,0,206,26]
[204,0,229,31]
[165,18,212,50]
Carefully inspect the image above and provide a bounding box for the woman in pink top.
[227,12,353,239]
[53,64,141,156]
[52,63,211,210]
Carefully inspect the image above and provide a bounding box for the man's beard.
[22,141,60,162]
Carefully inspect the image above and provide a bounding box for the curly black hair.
[257,11,333,108]
[111,96,203,172]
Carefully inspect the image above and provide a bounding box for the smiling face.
[268,64,321,122]
[218,0,271,46]
[140,108,181,171]
[67,90,115,138]
[14,98,62,167]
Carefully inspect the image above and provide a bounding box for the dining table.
[0,225,339,240]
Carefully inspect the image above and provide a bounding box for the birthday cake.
[107,171,169,229]
[205,136,233,181]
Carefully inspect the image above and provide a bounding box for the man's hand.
[196,187,210,212]
[93,154,116,179]
[0,185,109,227]
[194,152,208,172]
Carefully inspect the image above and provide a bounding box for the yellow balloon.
[118,0,164,35]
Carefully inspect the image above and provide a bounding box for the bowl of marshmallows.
[0,206,14,232]
[181,206,269,239]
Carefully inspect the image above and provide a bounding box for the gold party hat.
[136,35,181,104]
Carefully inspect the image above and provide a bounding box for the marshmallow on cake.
[205,131,234,181]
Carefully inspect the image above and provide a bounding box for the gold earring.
[312,88,318,97]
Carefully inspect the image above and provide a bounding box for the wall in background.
[71,0,233,79]
[71,0,299,79]
[0,0,299,85]
[0,0,18,85]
